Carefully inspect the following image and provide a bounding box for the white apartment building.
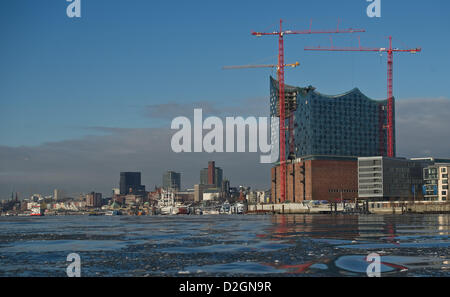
[424,164,450,202]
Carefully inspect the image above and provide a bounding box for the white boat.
[158,190,175,215]
[105,210,121,216]
[30,205,44,216]
[220,201,231,214]
[202,209,220,215]
[158,190,189,215]
[232,203,245,214]
[160,206,174,215]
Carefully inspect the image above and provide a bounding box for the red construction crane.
[223,62,300,70]
[305,36,421,157]
[250,19,364,203]
[223,61,300,194]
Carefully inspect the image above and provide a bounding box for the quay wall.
[248,202,450,214]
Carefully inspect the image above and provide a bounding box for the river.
[0,214,449,276]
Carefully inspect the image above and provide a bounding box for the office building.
[119,172,145,195]
[200,161,223,188]
[221,179,230,195]
[423,164,450,202]
[194,184,216,202]
[358,156,434,201]
[86,192,102,208]
[163,171,181,191]
[200,168,208,185]
[53,189,64,201]
[208,161,215,185]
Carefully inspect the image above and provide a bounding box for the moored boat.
[30,205,44,216]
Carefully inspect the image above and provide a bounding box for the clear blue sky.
[1,0,449,146]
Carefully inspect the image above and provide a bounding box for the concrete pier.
[247,203,344,214]
[248,202,450,215]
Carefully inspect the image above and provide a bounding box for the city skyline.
[1,0,450,197]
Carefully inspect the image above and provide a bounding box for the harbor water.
[0,214,449,276]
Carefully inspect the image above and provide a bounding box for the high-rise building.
[221,179,230,194]
[208,161,215,185]
[200,168,209,185]
[270,76,391,160]
[163,171,181,191]
[214,167,223,189]
[200,161,223,188]
[86,192,102,208]
[53,189,64,201]
[119,172,145,195]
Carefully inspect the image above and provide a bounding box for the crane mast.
[252,20,364,203]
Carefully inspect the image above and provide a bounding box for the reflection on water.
[0,214,449,276]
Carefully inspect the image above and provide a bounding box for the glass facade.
[119,172,145,195]
[270,77,392,160]
[163,171,181,191]
[358,157,433,200]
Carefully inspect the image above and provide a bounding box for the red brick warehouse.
[271,156,358,203]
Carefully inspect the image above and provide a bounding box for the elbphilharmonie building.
[269,76,393,161]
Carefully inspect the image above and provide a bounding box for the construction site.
[226,19,449,212]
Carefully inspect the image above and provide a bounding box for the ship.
[158,190,189,215]
[219,201,231,214]
[30,205,44,216]
[232,202,246,214]
[105,210,122,216]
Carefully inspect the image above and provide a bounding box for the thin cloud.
[0,127,270,198]
[1,97,448,199]
[396,98,450,158]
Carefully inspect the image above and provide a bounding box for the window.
[443,191,448,196]
[442,168,447,173]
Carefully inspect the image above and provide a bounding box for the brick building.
[271,156,358,203]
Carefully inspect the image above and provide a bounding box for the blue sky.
[1,0,449,197]
[1,0,449,146]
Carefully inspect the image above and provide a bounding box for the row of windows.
[328,189,358,193]
[359,184,383,189]
[359,160,382,166]
[359,189,382,194]
[359,173,382,178]
[359,178,383,183]
[359,167,383,172]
